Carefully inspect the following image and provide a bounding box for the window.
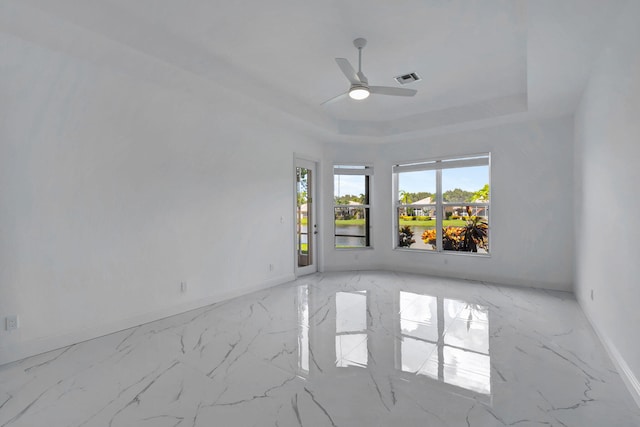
[394,154,490,254]
[334,165,372,248]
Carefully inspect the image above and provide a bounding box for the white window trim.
[393,153,491,256]
[334,164,373,249]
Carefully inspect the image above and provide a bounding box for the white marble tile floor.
[1,271,639,426]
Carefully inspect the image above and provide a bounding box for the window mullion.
[392,172,399,249]
[436,167,443,252]
[365,175,370,247]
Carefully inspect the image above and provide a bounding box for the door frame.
[294,156,319,276]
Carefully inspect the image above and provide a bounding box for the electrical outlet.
[5,315,18,331]
[180,282,187,293]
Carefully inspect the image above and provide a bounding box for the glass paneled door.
[295,159,317,275]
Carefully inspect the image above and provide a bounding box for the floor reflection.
[400,292,490,394]
[297,285,310,373]
[335,291,368,368]
[298,285,490,396]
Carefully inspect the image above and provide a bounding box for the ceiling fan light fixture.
[349,86,370,100]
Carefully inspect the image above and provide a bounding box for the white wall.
[323,116,575,291]
[0,10,323,364]
[574,0,640,405]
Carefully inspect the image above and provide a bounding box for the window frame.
[393,153,490,255]
[333,164,373,249]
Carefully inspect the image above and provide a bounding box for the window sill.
[334,246,374,251]
[393,247,491,258]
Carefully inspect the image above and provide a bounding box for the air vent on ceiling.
[394,72,421,85]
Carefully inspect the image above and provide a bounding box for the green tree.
[471,184,490,202]
[399,190,415,216]
[399,190,412,204]
[443,188,474,202]
[296,168,308,207]
[412,192,434,202]
[297,190,307,207]
[334,194,363,205]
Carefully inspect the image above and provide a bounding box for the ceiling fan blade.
[335,58,360,84]
[321,91,349,106]
[369,86,417,97]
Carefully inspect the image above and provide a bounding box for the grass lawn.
[335,219,470,227]
[334,219,366,225]
[400,219,470,227]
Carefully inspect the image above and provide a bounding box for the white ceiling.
[10,0,627,140]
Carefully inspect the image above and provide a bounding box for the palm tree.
[399,190,413,216]
[399,190,412,204]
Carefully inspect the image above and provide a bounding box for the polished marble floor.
[1,271,639,426]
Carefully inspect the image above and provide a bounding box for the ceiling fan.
[322,38,418,105]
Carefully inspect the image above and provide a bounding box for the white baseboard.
[0,273,295,366]
[610,342,640,409]
[578,297,640,409]
[374,262,572,292]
